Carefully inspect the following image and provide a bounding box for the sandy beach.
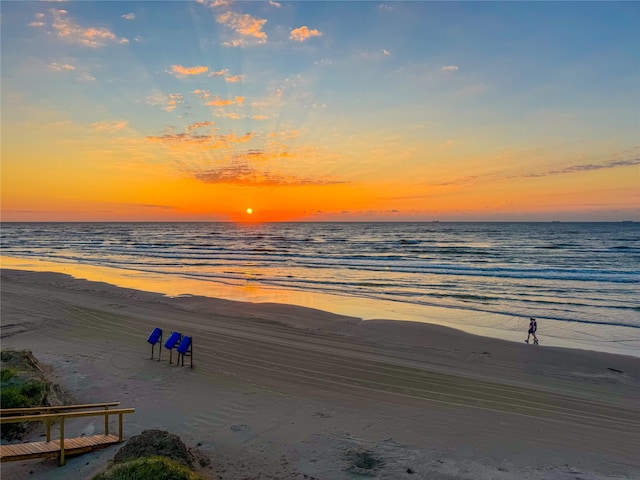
[1,268,639,480]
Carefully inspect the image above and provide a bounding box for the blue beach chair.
[176,336,193,368]
[164,331,182,364]
[147,327,163,360]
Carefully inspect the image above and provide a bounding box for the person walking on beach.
[526,317,538,344]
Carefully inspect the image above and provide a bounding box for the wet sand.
[1,268,639,479]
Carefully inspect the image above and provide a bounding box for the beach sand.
[1,268,638,480]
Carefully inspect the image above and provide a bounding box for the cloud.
[225,74,245,83]
[48,61,97,81]
[289,26,322,42]
[170,64,209,77]
[314,58,335,66]
[122,13,135,21]
[146,130,254,148]
[354,49,392,61]
[49,62,75,72]
[146,92,184,112]
[269,0,282,7]
[208,68,227,78]
[186,121,215,131]
[193,162,341,186]
[91,120,129,132]
[441,65,459,72]
[217,11,267,47]
[196,0,232,7]
[50,8,128,47]
[205,95,244,107]
[192,89,211,98]
[438,151,640,188]
[78,72,96,81]
[29,12,46,27]
[524,156,640,178]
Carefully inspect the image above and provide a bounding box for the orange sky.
[2,1,638,222]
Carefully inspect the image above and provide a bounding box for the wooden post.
[46,418,51,442]
[118,413,123,441]
[104,406,109,435]
[59,417,65,466]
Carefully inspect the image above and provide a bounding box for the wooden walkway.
[0,434,120,462]
[0,402,134,465]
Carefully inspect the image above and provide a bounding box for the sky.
[1,0,639,222]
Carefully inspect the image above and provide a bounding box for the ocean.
[1,222,638,356]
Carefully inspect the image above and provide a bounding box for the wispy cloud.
[186,121,215,131]
[29,13,46,27]
[205,95,244,107]
[50,8,128,47]
[48,61,96,81]
[170,64,209,77]
[146,130,254,148]
[524,156,640,178]
[437,151,640,188]
[289,26,322,43]
[354,49,392,61]
[441,65,459,72]
[48,62,75,72]
[122,13,135,21]
[146,92,184,112]
[208,68,227,78]
[196,0,232,7]
[225,74,245,83]
[193,162,342,186]
[192,89,210,99]
[217,11,267,47]
[314,58,334,66]
[91,120,129,132]
[144,126,337,189]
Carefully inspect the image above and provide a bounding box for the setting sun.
[246,208,253,215]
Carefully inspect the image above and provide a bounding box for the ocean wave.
[2,222,638,334]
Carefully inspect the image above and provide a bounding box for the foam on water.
[1,222,638,356]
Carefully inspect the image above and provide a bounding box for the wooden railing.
[0,403,134,465]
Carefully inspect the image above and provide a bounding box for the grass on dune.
[92,456,205,480]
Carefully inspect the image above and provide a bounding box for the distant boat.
[621,220,635,224]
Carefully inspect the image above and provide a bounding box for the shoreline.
[1,256,637,358]
[1,268,639,479]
